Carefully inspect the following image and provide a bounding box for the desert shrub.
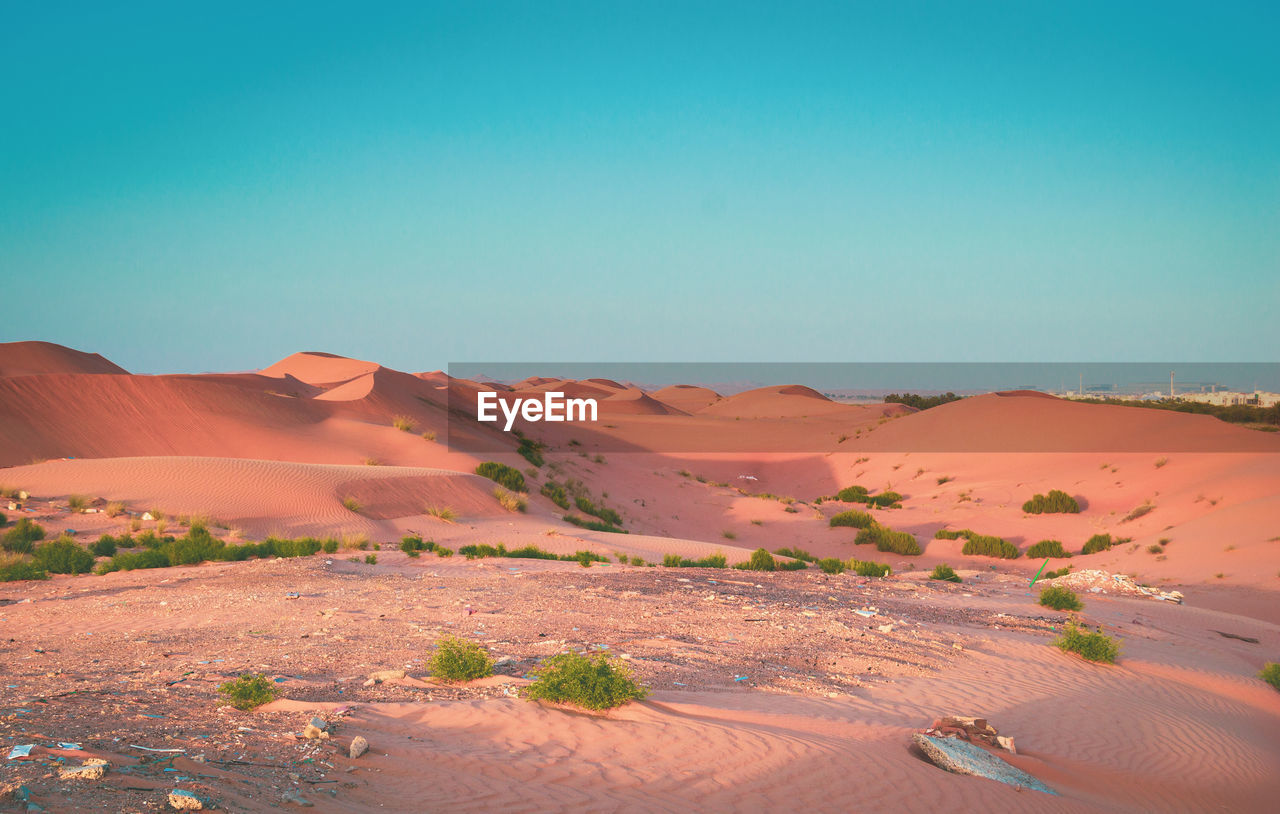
[504,544,559,560]
[933,528,968,540]
[1026,539,1071,559]
[1260,663,1280,692]
[774,547,816,562]
[662,553,727,568]
[562,515,627,534]
[2,518,46,553]
[574,495,622,526]
[459,543,507,560]
[836,485,870,502]
[0,511,6,525]
[1039,585,1083,611]
[494,487,528,513]
[871,491,903,507]
[738,548,776,571]
[0,555,48,582]
[830,510,874,529]
[475,462,526,493]
[90,535,118,557]
[1043,566,1072,579]
[429,635,494,682]
[848,559,891,577]
[218,674,278,710]
[401,535,426,554]
[33,536,96,575]
[930,563,961,582]
[322,538,339,553]
[392,415,415,432]
[854,525,921,555]
[67,494,91,512]
[364,553,377,564]
[777,558,807,571]
[435,546,454,557]
[1123,502,1155,522]
[104,501,126,518]
[341,496,361,513]
[1022,489,1080,514]
[1055,621,1120,663]
[426,505,457,522]
[817,557,845,574]
[1147,543,1164,554]
[516,437,545,467]
[162,526,225,565]
[961,533,1020,559]
[96,548,170,573]
[523,652,646,710]
[541,481,571,509]
[1082,534,1116,555]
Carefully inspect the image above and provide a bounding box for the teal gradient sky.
[2,1,1276,373]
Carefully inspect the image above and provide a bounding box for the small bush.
[817,557,845,574]
[218,674,278,710]
[830,510,874,529]
[460,543,506,559]
[1055,621,1120,663]
[741,548,776,571]
[1147,543,1164,554]
[426,505,457,522]
[1260,662,1280,692]
[1039,585,1083,611]
[540,481,571,509]
[1082,534,1116,555]
[364,553,377,564]
[930,563,961,582]
[933,528,967,540]
[562,514,627,534]
[1044,566,1072,579]
[96,548,170,573]
[429,635,494,682]
[1123,502,1155,523]
[517,437,545,467]
[523,651,647,710]
[662,553,727,568]
[722,530,737,540]
[777,558,807,571]
[67,494,91,512]
[574,495,622,526]
[1027,539,1071,559]
[1022,490,1081,514]
[0,555,48,582]
[854,525,921,555]
[774,547,816,562]
[392,415,416,432]
[835,485,869,502]
[341,496,361,513]
[90,535,118,557]
[961,533,1019,559]
[2,518,46,553]
[0,511,5,525]
[322,538,339,553]
[34,536,96,575]
[494,487,528,513]
[848,559,891,577]
[104,501,126,518]
[475,462,526,493]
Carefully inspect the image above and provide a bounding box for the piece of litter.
[128,745,186,753]
[8,744,34,759]
[734,676,749,682]
[56,742,81,749]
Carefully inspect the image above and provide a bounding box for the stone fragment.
[302,716,329,739]
[349,735,369,758]
[912,734,1053,794]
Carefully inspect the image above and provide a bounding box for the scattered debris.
[58,758,108,781]
[302,717,329,740]
[1045,569,1183,603]
[282,788,314,807]
[921,715,1015,752]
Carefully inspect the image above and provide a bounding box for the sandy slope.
[0,340,129,377]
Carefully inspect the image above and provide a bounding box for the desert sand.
[1,341,1278,812]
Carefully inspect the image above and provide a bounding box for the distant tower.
[1170,370,1175,399]
[1079,372,1083,397]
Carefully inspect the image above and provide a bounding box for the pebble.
[302,716,329,740]
[349,735,369,759]
[168,789,205,810]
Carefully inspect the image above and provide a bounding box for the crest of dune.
[0,341,129,377]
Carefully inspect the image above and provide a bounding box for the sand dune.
[258,351,382,386]
[700,384,858,418]
[651,384,723,412]
[0,340,129,377]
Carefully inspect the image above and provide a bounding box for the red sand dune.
[700,384,854,418]
[0,340,129,377]
[258,351,381,386]
[600,387,688,416]
[651,384,723,412]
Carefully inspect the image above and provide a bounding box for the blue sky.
[2,1,1276,373]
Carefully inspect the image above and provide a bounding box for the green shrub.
[740,548,776,571]
[1027,539,1071,559]
[574,496,622,527]
[776,558,807,571]
[933,528,968,540]
[460,543,506,559]
[516,437,545,467]
[562,514,627,534]
[930,563,961,582]
[540,481,571,509]
[817,557,845,574]
[322,538,339,553]
[0,511,5,525]
[1043,566,1072,579]
[392,415,416,432]
[341,496,361,513]
[0,557,48,582]
[1039,585,1083,611]
[523,652,646,710]
[96,548,170,573]
[1260,662,1280,692]
[505,544,560,560]
[662,553,727,568]
[33,536,96,575]
[961,533,1019,559]
[2,518,46,553]
[1054,621,1120,663]
[1082,534,1116,555]
[854,525,921,555]
[835,485,870,502]
[429,635,494,682]
[89,535,118,557]
[848,559,891,577]
[217,674,278,710]
[774,547,816,562]
[364,553,377,564]
[1022,490,1081,514]
[67,494,91,512]
[475,462,526,493]
[830,510,874,529]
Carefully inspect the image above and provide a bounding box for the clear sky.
[2,1,1276,373]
